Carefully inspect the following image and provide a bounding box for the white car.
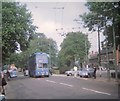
[9,69,17,78]
[65,70,79,76]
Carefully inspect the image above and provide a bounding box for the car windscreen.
[82,70,88,72]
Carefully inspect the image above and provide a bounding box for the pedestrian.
[0,71,7,95]
[49,68,52,75]
[93,66,97,79]
[6,70,10,81]
[74,65,78,77]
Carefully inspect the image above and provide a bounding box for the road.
[5,72,118,99]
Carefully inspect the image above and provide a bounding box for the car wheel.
[88,74,90,78]
[69,73,72,76]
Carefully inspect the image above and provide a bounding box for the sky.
[20,1,105,53]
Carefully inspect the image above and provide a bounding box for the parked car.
[79,68,94,78]
[0,94,6,101]
[9,69,17,78]
[65,69,79,76]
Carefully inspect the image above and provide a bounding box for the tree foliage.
[58,32,90,71]
[80,2,120,48]
[2,2,36,64]
[8,33,58,68]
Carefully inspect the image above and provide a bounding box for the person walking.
[0,71,7,95]
[74,65,78,77]
[6,69,10,81]
[93,66,97,79]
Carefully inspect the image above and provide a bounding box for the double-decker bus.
[28,52,50,77]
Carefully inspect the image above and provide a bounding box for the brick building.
[89,45,120,68]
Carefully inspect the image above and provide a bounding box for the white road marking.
[46,80,57,83]
[18,75,24,77]
[77,77,88,80]
[46,80,73,87]
[53,75,88,80]
[53,74,66,77]
[59,82,73,87]
[82,87,111,96]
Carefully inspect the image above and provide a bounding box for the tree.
[2,2,36,64]
[80,2,120,80]
[12,33,58,69]
[80,2,120,48]
[58,32,90,71]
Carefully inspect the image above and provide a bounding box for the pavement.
[95,70,120,84]
[53,72,119,85]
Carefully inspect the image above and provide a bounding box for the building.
[89,51,98,66]
[89,45,120,68]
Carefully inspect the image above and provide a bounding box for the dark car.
[79,68,94,78]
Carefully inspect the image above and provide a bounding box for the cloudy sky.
[20,1,105,52]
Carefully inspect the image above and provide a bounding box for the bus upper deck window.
[38,66,42,68]
[43,64,47,68]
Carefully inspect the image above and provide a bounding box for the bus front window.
[38,63,43,68]
[43,64,47,68]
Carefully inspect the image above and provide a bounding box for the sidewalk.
[95,75,118,84]
[94,71,119,84]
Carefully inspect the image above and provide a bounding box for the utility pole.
[85,34,88,65]
[104,19,110,81]
[97,25,102,77]
[98,25,101,66]
[49,43,52,68]
[74,19,102,72]
[113,17,118,82]
[112,4,118,82]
